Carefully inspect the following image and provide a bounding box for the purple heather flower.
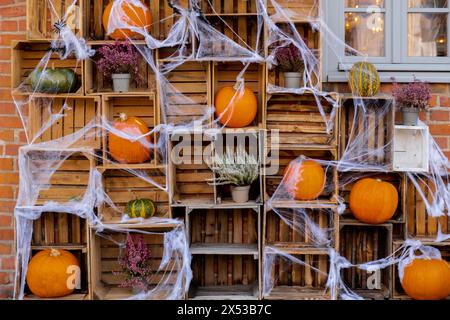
[274,43,304,72]
[392,77,431,110]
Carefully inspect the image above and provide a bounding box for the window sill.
[327,71,450,83]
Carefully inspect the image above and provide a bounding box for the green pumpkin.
[125,199,156,219]
[348,62,380,97]
[29,68,78,93]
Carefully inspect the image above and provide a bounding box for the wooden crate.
[11,41,83,95]
[169,132,216,205]
[83,0,189,41]
[85,43,155,94]
[264,149,339,204]
[98,168,170,223]
[339,172,406,224]
[267,0,319,21]
[27,0,83,40]
[339,222,393,300]
[28,95,100,148]
[393,125,429,173]
[90,224,183,300]
[263,248,330,300]
[22,150,94,206]
[264,206,338,250]
[406,176,449,242]
[158,60,212,127]
[392,241,450,300]
[199,0,259,15]
[101,94,158,167]
[339,96,395,170]
[212,62,265,129]
[265,93,339,149]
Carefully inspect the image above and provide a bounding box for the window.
[325,0,450,82]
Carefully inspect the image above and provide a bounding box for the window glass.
[408,13,448,56]
[345,12,385,56]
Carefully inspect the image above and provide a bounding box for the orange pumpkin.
[102,0,151,40]
[108,113,152,164]
[26,249,80,298]
[349,178,398,224]
[214,86,257,128]
[283,160,326,200]
[401,258,450,300]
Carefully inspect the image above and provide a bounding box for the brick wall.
[0,2,449,299]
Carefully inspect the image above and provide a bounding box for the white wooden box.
[393,125,429,173]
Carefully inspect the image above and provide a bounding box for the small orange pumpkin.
[214,86,258,128]
[108,113,152,164]
[283,160,326,200]
[401,258,450,300]
[26,249,80,298]
[349,178,398,224]
[102,0,151,40]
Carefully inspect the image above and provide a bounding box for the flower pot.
[284,72,301,89]
[112,73,131,92]
[402,107,420,126]
[231,185,250,203]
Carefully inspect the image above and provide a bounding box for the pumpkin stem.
[119,113,128,122]
[50,248,60,257]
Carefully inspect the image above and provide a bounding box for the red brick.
[0,158,13,170]
[0,33,25,46]
[1,256,15,270]
[0,116,23,128]
[0,229,14,241]
[0,172,19,184]
[18,130,27,143]
[440,96,450,107]
[433,137,448,150]
[0,215,12,226]
[430,110,450,121]
[0,272,11,285]
[0,102,16,115]
[0,286,13,299]
[0,77,12,88]
[0,186,14,198]
[0,244,12,255]
[429,124,450,135]
[0,201,16,212]
[0,130,14,142]
[5,144,20,156]
[0,6,26,19]
[430,95,438,107]
[0,20,17,32]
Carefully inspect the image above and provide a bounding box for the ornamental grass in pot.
[274,43,304,88]
[97,40,140,93]
[209,148,259,203]
[392,78,431,126]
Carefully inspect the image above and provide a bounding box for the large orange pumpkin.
[214,86,258,128]
[401,258,450,300]
[108,113,152,164]
[349,178,398,224]
[283,160,326,200]
[102,0,151,40]
[26,249,80,298]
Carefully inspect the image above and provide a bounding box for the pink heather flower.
[274,43,304,72]
[392,76,431,110]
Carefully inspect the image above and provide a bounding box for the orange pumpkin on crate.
[349,178,398,224]
[401,258,450,300]
[214,86,257,128]
[283,160,326,201]
[26,249,80,298]
[102,0,151,40]
[108,113,152,164]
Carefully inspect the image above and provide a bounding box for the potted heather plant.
[97,40,140,93]
[118,233,153,294]
[209,147,259,203]
[274,43,304,88]
[392,77,431,126]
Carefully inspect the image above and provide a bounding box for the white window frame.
[324,0,450,83]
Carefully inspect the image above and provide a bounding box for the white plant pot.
[231,185,250,203]
[284,72,301,89]
[112,73,131,92]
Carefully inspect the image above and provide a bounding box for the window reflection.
[408,13,448,56]
[408,0,448,8]
[346,0,385,7]
[345,12,385,56]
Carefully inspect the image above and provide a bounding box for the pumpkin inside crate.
[265,93,339,149]
[102,94,158,166]
[27,96,100,147]
[24,248,89,300]
[406,176,449,241]
[265,206,338,249]
[264,149,338,204]
[339,172,405,224]
[90,227,183,300]
[263,249,330,300]
[199,0,258,15]
[99,168,170,223]
[339,97,395,170]
[339,223,393,300]
[158,60,212,127]
[169,132,216,205]
[392,241,450,300]
[212,62,265,129]
[26,0,83,40]
[85,43,155,94]
[11,41,83,94]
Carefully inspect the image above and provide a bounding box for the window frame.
[324,0,450,82]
